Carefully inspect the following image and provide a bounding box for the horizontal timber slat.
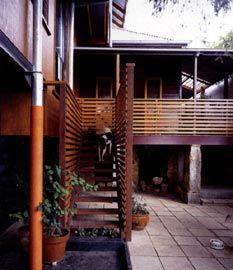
[133,99,233,136]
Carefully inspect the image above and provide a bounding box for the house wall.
[75,54,181,98]
[75,54,116,97]
[132,56,181,99]
[0,0,59,137]
[0,0,56,80]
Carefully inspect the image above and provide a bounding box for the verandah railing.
[133,99,233,136]
[115,63,135,241]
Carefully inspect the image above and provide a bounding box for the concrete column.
[186,145,201,204]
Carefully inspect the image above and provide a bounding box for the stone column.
[187,145,201,204]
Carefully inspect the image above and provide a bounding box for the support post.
[186,145,201,204]
[116,54,120,94]
[193,54,198,99]
[68,1,75,89]
[125,63,135,241]
[108,0,112,47]
[30,1,43,270]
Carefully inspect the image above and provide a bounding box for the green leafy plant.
[74,228,119,238]
[9,210,29,225]
[40,165,98,237]
[132,195,149,215]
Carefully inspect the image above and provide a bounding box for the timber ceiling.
[75,0,127,46]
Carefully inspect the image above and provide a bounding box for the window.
[96,78,112,98]
[145,78,162,99]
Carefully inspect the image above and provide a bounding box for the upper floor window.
[145,78,162,99]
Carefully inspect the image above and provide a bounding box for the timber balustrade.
[115,63,135,241]
[44,81,82,226]
[133,99,233,136]
[78,98,115,132]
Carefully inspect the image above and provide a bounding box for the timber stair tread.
[97,186,118,192]
[70,220,119,229]
[75,208,119,215]
[74,132,119,231]
[76,196,118,203]
[75,176,115,184]
[78,168,114,173]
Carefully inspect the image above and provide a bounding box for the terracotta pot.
[43,229,70,264]
[19,225,30,252]
[132,213,149,231]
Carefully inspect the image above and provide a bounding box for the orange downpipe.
[29,106,43,270]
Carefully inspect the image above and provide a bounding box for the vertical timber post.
[116,54,120,94]
[193,54,198,100]
[125,63,135,241]
[193,54,198,135]
[30,0,43,270]
[68,1,75,89]
[109,0,112,47]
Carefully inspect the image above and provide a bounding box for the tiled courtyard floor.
[129,193,233,270]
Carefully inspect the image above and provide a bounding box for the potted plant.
[132,195,149,230]
[41,165,97,265]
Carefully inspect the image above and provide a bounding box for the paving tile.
[152,206,168,211]
[190,258,225,270]
[156,211,174,216]
[188,228,215,237]
[131,256,163,270]
[167,208,185,212]
[207,246,233,258]
[197,236,213,247]
[155,245,185,257]
[181,245,213,258]
[168,227,192,236]
[174,236,201,246]
[196,217,226,230]
[132,230,149,241]
[185,209,206,217]
[213,230,233,237]
[146,223,170,236]
[151,235,177,247]
[220,237,233,247]
[131,235,151,244]
[218,258,233,269]
[160,257,194,270]
[128,241,157,256]
[159,216,181,224]
[183,221,207,229]
[149,215,161,222]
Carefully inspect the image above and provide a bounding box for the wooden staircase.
[70,131,120,230]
